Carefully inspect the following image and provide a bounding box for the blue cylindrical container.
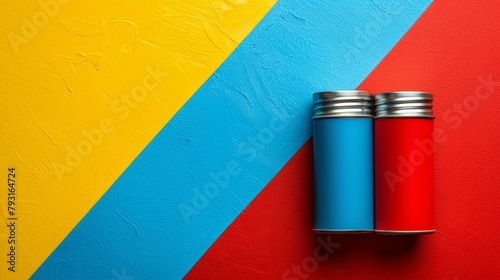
[312,91,374,233]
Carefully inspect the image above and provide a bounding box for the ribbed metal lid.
[312,91,372,119]
[374,91,434,119]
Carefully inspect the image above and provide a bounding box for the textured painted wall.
[187,0,500,279]
[30,1,431,279]
[0,0,274,279]
[2,0,498,279]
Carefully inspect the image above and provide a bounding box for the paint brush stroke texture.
[0,0,274,279]
[187,1,500,279]
[31,0,430,279]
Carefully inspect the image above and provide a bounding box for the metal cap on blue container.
[312,90,372,119]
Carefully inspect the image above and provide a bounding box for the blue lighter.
[312,91,374,233]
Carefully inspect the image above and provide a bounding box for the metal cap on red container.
[374,91,434,119]
[313,90,372,119]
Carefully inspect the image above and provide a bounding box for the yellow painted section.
[0,0,275,278]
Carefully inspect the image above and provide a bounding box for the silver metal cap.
[374,91,434,119]
[312,90,372,119]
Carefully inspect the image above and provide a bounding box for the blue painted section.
[32,0,430,279]
[313,118,374,231]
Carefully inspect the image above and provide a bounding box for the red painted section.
[374,118,434,232]
[186,0,500,279]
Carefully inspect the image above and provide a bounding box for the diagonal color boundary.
[31,0,431,279]
[187,0,500,278]
[1,1,274,279]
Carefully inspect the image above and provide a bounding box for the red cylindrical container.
[374,92,435,234]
